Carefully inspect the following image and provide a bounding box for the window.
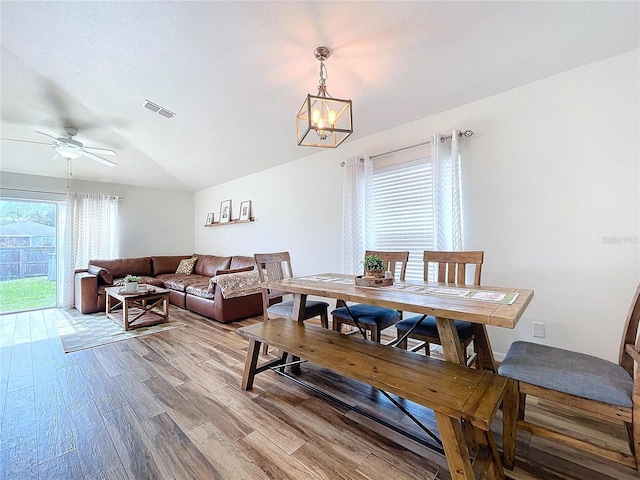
[369,141,461,281]
[371,158,433,281]
[341,135,463,279]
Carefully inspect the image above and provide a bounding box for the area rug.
[56,311,187,353]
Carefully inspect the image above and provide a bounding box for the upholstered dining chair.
[254,252,329,353]
[332,250,409,343]
[395,251,484,366]
[498,283,640,472]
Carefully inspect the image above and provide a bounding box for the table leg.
[163,295,169,321]
[123,298,130,330]
[292,293,307,323]
[242,338,262,390]
[435,317,466,366]
[470,324,497,372]
[290,293,308,374]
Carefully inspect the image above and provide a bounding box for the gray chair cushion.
[331,304,400,329]
[395,315,474,340]
[498,341,633,407]
[267,300,329,319]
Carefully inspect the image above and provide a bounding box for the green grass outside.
[0,276,56,314]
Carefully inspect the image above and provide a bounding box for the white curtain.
[341,155,372,274]
[432,129,463,251]
[61,193,119,308]
[342,130,464,275]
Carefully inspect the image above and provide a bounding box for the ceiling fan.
[2,126,118,167]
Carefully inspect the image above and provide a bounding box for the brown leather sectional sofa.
[74,254,263,323]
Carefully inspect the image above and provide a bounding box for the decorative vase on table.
[364,269,385,278]
[363,254,386,278]
[123,275,141,293]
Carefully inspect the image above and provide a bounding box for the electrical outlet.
[532,321,545,338]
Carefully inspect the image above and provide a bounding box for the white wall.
[0,172,194,257]
[195,49,639,362]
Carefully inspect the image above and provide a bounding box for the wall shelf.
[204,217,255,227]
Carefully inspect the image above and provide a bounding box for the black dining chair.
[332,250,409,343]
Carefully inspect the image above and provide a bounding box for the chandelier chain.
[318,60,328,86]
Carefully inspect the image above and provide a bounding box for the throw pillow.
[87,265,114,285]
[176,257,198,275]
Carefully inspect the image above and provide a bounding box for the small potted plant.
[363,254,386,278]
[123,274,141,293]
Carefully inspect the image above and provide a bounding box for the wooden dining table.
[267,273,534,372]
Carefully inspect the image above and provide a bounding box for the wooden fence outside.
[0,247,56,280]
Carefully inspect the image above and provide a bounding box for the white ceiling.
[1,1,638,192]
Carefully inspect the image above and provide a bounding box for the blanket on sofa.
[210,270,262,299]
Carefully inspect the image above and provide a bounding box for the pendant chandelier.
[296,46,352,148]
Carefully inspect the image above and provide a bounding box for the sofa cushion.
[230,255,258,270]
[89,257,152,278]
[176,257,198,274]
[151,255,191,275]
[87,265,113,285]
[161,274,210,292]
[140,276,164,287]
[192,254,232,277]
[186,283,214,299]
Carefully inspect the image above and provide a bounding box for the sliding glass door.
[0,198,61,314]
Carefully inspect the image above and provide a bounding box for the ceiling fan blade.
[1,137,56,146]
[35,130,62,142]
[82,146,118,156]
[80,149,117,167]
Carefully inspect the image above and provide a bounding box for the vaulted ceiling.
[1,1,638,192]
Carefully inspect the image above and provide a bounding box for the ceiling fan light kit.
[296,46,352,148]
[2,126,118,168]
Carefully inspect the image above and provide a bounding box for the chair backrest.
[365,250,409,281]
[619,283,640,376]
[422,251,484,286]
[254,251,294,300]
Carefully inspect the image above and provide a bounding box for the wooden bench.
[237,318,511,480]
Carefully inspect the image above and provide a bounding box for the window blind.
[371,152,435,282]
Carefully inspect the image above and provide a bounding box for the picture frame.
[219,199,232,223]
[206,212,214,225]
[239,200,252,221]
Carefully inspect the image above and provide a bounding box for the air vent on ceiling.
[142,100,176,119]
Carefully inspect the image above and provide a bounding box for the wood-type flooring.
[0,307,636,479]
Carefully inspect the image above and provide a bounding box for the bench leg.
[434,412,475,479]
[436,412,505,480]
[242,339,262,390]
[486,430,504,480]
[502,378,518,470]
